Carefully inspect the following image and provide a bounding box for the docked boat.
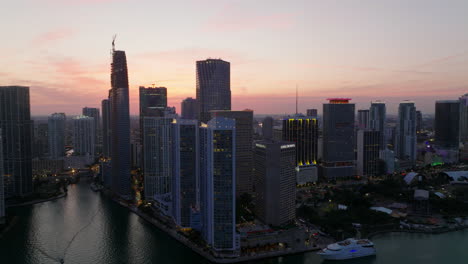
[317,238,376,260]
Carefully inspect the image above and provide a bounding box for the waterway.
[1,182,467,264]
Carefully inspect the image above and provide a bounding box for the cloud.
[33,28,77,45]
[201,3,296,32]
[302,63,433,75]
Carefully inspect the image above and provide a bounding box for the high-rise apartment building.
[416,110,423,133]
[369,101,387,149]
[82,107,100,153]
[357,109,370,129]
[322,98,355,179]
[48,113,66,159]
[459,94,468,143]
[357,130,381,176]
[0,86,33,198]
[33,123,49,158]
[181,97,198,120]
[435,100,460,148]
[172,119,199,228]
[0,129,5,223]
[196,59,231,123]
[109,45,132,199]
[72,115,95,157]
[101,99,111,157]
[395,101,417,163]
[200,117,238,253]
[142,117,173,201]
[211,110,253,196]
[254,140,296,227]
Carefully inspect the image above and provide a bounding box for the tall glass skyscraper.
[0,129,5,223]
[139,86,167,118]
[369,101,387,149]
[48,113,66,159]
[322,98,355,179]
[357,109,370,129]
[142,117,173,201]
[435,100,460,148]
[110,47,132,199]
[196,59,231,123]
[172,119,199,228]
[200,117,239,253]
[459,94,468,143]
[101,98,111,158]
[82,107,100,153]
[0,86,33,198]
[211,110,253,196]
[395,101,417,162]
[72,115,96,157]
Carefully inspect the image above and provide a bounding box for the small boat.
[317,238,376,260]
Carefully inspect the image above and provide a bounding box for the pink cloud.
[33,28,77,45]
[201,3,296,32]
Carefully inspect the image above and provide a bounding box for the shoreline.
[367,225,468,239]
[109,196,322,263]
[6,193,67,208]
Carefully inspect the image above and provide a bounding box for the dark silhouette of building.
[416,110,422,133]
[83,107,100,153]
[306,109,317,118]
[196,59,231,123]
[357,130,381,176]
[254,140,296,226]
[357,109,370,129]
[181,97,198,120]
[395,101,417,163]
[322,98,355,179]
[369,101,387,150]
[109,44,132,199]
[262,116,274,140]
[0,86,33,197]
[435,100,459,148]
[139,86,167,118]
[101,98,111,157]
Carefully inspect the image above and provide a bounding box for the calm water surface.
[1,182,467,264]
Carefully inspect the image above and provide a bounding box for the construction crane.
[112,34,117,51]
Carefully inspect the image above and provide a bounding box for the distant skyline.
[1,0,467,115]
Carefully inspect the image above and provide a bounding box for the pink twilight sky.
[1,0,467,115]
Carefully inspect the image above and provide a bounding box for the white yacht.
[317,238,376,260]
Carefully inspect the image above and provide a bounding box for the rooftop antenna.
[295,84,298,115]
[112,34,117,52]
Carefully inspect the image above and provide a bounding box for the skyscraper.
[101,99,111,157]
[72,115,95,157]
[110,43,132,199]
[139,86,167,118]
[416,110,423,133]
[196,59,231,123]
[172,119,199,228]
[322,98,355,179]
[254,140,296,227]
[211,110,253,196]
[306,109,318,118]
[48,113,66,159]
[369,101,387,149]
[33,123,49,159]
[357,109,370,129]
[459,94,468,143]
[357,130,381,177]
[200,117,238,253]
[262,116,274,140]
[142,117,173,201]
[181,97,198,120]
[395,101,417,163]
[0,129,5,223]
[435,100,460,148]
[82,107,100,153]
[282,115,318,167]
